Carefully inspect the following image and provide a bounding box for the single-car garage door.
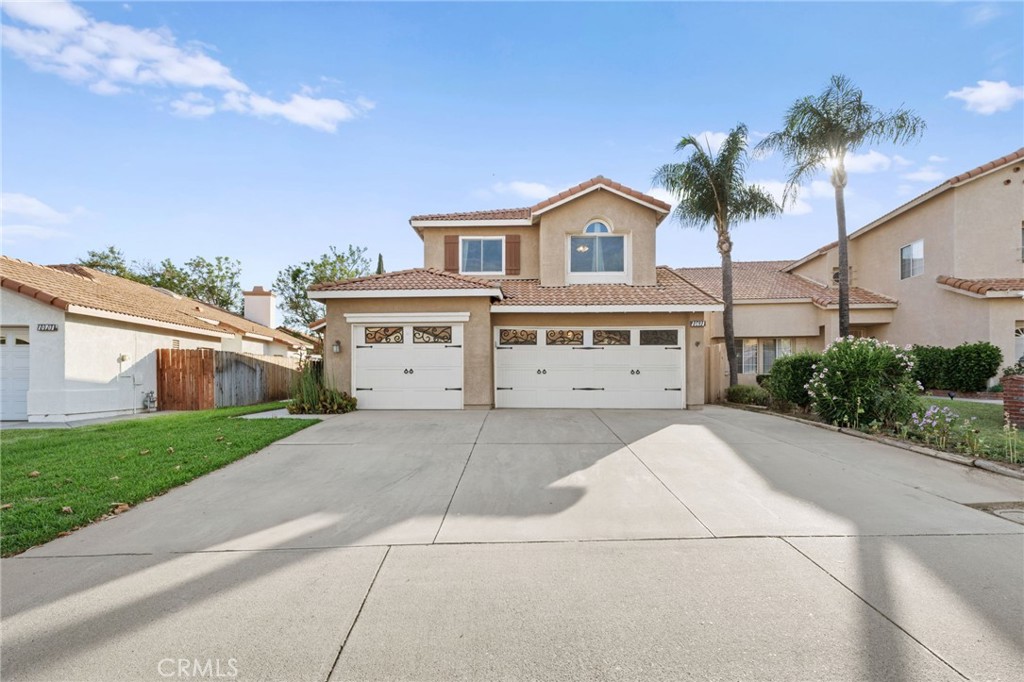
[352,323,464,409]
[1,328,30,421]
[494,327,684,409]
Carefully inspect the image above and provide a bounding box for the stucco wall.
[952,165,1024,279]
[1,289,66,421]
[536,190,663,286]
[422,226,540,278]
[324,296,495,408]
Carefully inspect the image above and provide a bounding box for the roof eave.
[309,288,505,301]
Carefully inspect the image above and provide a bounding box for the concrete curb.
[721,402,1024,481]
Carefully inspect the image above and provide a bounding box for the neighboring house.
[308,176,723,410]
[0,257,311,422]
[683,148,1024,393]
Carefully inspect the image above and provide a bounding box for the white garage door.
[1,328,30,421]
[352,324,464,409]
[494,327,684,409]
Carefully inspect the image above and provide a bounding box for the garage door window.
[546,329,584,345]
[640,329,678,346]
[499,329,537,345]
[365,327,403,344]
[413,326,452,344]
[594,330,630,346]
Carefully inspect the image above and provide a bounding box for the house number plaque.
[37,324,58,332]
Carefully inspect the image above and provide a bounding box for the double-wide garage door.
[495,327,684,409]
[352,323,464,409]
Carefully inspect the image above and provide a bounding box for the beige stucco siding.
[422,226,540,279]
[536,190,663,286]
[952,166,1024,279]
[323,297,495,408]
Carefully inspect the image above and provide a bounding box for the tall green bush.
[766,351,822,409]
[807,337,920,428]
[911,342,1002,392]
[288,361,357,414]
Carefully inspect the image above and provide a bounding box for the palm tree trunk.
[834,182,851,338]
[719,231,739,387]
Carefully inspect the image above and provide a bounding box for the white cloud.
[927,155,949,163]
[2,192,76,223]
[691,131,728,155]
[946,80,1024,115]
[2,224,70,241]
[902,166,946,183]
[489,181,556,201]
[1,0,371,132]
[892,155,913,167]
[845,150,892,174]
[965,3,1001,26]
[753,180,812,216]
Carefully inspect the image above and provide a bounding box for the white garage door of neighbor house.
[1,328,31,421]
[352,324,464,409]
[494,327,685,409]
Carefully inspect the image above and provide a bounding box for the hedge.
[912,342,1003,392]
[726,384,770,406]
[765,352,822,409]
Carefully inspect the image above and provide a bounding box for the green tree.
[375,253,385,275]
[77,246,138,280]
[653,124,780,386]
[757,74,925,337]
[274,245,373,329]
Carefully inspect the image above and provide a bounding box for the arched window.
[570,220,624,275]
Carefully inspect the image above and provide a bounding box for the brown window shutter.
[505,234,521,275]
[444,235,459,272]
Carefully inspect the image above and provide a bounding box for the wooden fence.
[157,349,300,411]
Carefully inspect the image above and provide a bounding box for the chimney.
[242,286,276,328]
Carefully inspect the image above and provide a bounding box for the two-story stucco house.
[681,148,1024,392]
[309,177,723,410]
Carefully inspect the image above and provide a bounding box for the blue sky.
[3,1,1022,301]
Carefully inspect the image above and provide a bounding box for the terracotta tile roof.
[0,257,310,348]
[948,148,1024,185]
[936,275,1024,295]
[308,317,327,331]
[492,267,720,307]
[410,176,671,223]
[409,207,531,222]
[676,261,896,307]
[308,268,498,292]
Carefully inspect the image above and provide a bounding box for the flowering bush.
[907,405,981,453]
[806,336,921,428]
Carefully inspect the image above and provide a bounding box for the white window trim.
[459,235,505,276]
[899,239,924,280]
[735,337,794,375]
[566,232,630,284]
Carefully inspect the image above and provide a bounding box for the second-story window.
[899,239,924,280]
[570,221,624,274]
[460,236,504,275]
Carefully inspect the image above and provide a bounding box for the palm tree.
[757,74,925,338]
[654,124,780,387]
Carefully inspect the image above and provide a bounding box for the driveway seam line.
[430,412,489,544]
[778,537,970,681]
[590,410,717,538]
[325,545,391,682]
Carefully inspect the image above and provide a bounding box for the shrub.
[947,342,1002,392]
[288,361,357,414]
[907,405,983,454]
[911,344,948,390]
[766,352,821,410]
[1002,360,1024,378]
[726,384,770,406]
[755,374,769,387]
[912,342,1002,392]
[807,337,920,429]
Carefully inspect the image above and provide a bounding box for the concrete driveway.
[3,407,1022,681]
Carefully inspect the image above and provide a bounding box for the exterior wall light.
[332,341,342,354]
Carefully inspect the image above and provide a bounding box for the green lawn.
[0,404,319,556]
[918,397,1017,463]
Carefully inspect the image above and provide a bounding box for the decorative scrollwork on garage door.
[593,330,630,346]
[413,326,452,344]
[498,328,537,345]
[365,326,404,344]
[639,329,678,346]
[546,329,583,345]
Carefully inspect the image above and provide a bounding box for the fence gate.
[156,348,215,410]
